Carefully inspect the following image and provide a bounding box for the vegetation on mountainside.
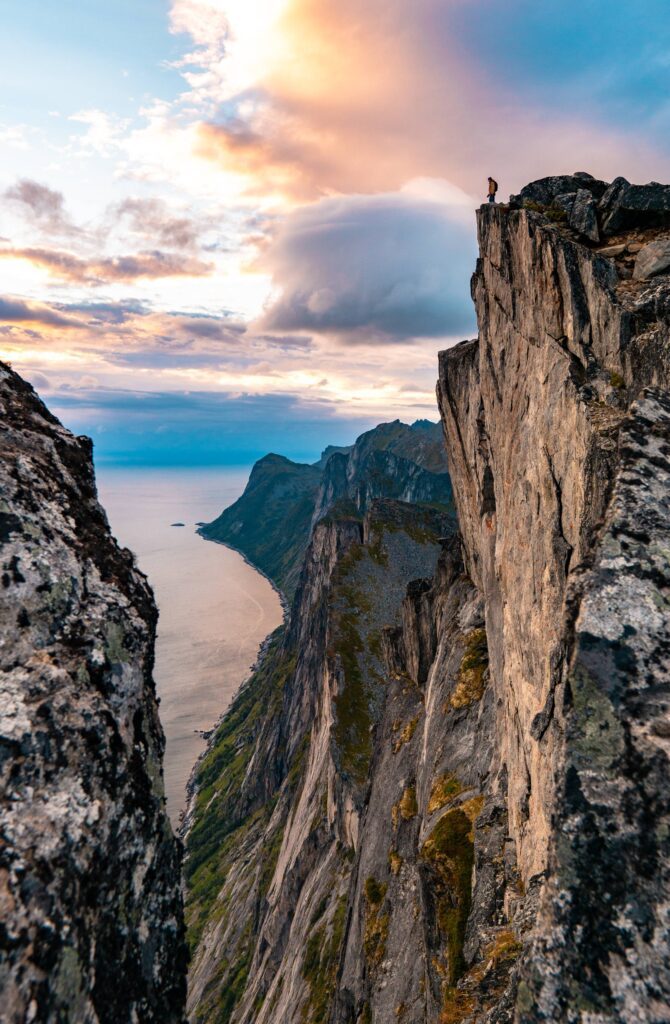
[301,895,348,1023]
[200,455,321,600]
[200,420,452,601]
[448,628,489,709]
[363,878,390,971]
[185,630,296,948]
[420,807,476,985]
[187,487,454,1021]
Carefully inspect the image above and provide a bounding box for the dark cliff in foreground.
[0,363,188,1022]
[200,420,452,601]
[186,173,670,1024]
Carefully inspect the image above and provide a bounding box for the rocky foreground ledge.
[0,363,187,1022]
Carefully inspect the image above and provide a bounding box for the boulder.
[552,192,576,216]
[633,237,670,280]
[600,176,670,234]
[569,188,600,242]
[511,173,609,208]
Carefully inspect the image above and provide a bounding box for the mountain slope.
[201,453,321,601]
[201,420,452,601]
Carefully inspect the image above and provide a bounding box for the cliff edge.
[437,177,670,1020]
[0,363,187,1022]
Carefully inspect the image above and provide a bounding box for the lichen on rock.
[0,361,187,1023]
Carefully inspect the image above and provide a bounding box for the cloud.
[47,385,380,466]
[115,197,203,249]
[258,188,477,342]
[0,296,87,329]
[0,246,214,285]
[3,179,80,236]
[190,0,670,202]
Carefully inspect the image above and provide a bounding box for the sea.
[96,467,284,827]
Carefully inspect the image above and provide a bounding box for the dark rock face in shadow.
[0,362,188,1023]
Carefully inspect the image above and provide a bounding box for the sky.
[1,0,670,465]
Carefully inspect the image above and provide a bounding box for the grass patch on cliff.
[428,773,463,814]
[363,878,390,971]
[438,928,522,1023]
[420,807,476,984]
[330,557,376,787]
[301,895,348,1023]
[393,716,419,753]
[448,628,489,710]
[392,785,418,827]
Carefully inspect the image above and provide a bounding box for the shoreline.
[178,533,287,843]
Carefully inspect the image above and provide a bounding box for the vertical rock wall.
[186,181,670,1024]
[438,202,670,1020]
[0,363,187,1023]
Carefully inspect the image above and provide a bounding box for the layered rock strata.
[0,363,187,1023]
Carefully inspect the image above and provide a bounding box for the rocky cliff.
[186,174,669,1024]
[0,363,187,1022]
[201,420,452,601]
[437,176,670,1020]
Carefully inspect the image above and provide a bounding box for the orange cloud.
[194,0,670,201]
[0,247,214,285]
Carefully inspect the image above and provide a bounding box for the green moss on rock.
[448,628,488,709]
[301,895,348,1023]
[363,878,389,971]
[421,808,475,984]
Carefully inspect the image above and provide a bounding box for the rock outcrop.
[186,175,669,1024]
[0,363,187,1022]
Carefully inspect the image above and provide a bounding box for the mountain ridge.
[200,418,452,601]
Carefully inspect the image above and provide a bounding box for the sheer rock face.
[0,363,187,1023]
[438,201,670,1020]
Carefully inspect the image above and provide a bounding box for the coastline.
[178,533,288,842]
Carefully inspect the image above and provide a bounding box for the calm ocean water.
[96,467,284,826]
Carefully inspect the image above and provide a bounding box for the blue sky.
[1,0,669,466]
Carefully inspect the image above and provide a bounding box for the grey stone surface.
[569,187,600,241]
[0,363,187,1023]
[551,192,576,216]
[520,389,670,1021]
[600,175,670,234]
[511,173,608,207]
[633,236,670,279]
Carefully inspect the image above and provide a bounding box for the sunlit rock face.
[186,176,670,1024]
[438,194,670,1020]
[0,363,187,1023]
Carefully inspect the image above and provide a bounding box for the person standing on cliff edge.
[488,176,498,203]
